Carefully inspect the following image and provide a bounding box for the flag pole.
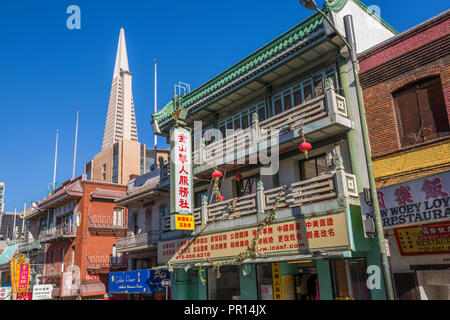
[72,107,79,179]
[154,59,158,168]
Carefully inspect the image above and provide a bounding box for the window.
[299,154,328,181]
[208,266,241,300]
[133,212,139,235]
[393,77,449,147]
[195,190,208,208]
[236,174,260,197]
[330,259,371,300]
[218,101,266,135]
[113,208,124,227]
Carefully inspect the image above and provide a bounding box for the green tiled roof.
[152,11,325,126]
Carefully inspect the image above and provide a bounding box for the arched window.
[393,77,449,147]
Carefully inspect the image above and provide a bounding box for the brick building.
[21,175,128,299]
[359,10,450,300]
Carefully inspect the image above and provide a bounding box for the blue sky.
[0,0,448,212]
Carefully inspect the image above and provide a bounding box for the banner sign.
[272,263,282,300]
[158,212,349,264]
[32,284,53,300]
[171,127,193,215]
[109,269,170,294]
[17,264,30,293]
[0,287,12,300]
[394,221,450,256]
[171,214,195,230]
[361,171,450,229]
[16,292,32,300]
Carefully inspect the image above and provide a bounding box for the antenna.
[12,207,16,241]
[53,129,59,186]
[22,201,26,237]
[72,107,79,179]
[154,59,158,169]
[174,81,191,97]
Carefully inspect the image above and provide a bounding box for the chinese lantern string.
[198,185,286,283]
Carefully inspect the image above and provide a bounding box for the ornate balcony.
[87,215,127,235]
[86,254,128,270]
[38,224,76,243]
[18,239,46,253]
[116,231,161,253]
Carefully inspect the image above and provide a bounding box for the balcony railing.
[87,215,128,230]
[187,87,351,176]
[38,224,76,243]
[116,231,161,251]
[18,239,45,253]
[42,264,62,278]
[195,168,358,223]
[86,254,128,269]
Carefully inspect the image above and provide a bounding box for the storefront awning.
[0,244,18,266]
[80,282,106,297]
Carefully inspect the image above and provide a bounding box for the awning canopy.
[80,282,106,297]
[0,244,18,266]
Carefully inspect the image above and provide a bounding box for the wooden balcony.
[194,168,358,224]
[190,87,352,175]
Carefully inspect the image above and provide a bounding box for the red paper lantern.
[299,141,312,152]
[217,194,224,202]
[212,170,223,179]
[234,173,243,181]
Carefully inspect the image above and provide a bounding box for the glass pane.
[234,117,241,130]
[316,155,328,175]
[274,99,282,114]
[331,260,350,299]
[258,106,266,121]
[347,259,371,300]
[314,77,324,97]
[257,264,273,300]
[303,83,312,101]
[293,90,302,106]
[283,94,292,110]
[208,266,241,300]
[300,158,317,180]
[242,113,249,129]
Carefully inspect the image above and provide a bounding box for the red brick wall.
[359,14,450,73]
[359,13,450,158]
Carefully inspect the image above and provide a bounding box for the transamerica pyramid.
[101,28,138,151]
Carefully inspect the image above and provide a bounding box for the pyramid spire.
[113,28,129,78]
[102,28,138,151]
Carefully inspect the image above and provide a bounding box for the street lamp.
[299,0,395,300]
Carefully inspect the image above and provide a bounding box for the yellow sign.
[159,212,350,264]
[394,221,450,255]
[282,275,296,300]
[10,255,28,293]
[172,214,195,230]
[272,263,282,300]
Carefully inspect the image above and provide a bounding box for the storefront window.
[207,266,240,300]
[256,264,273,300]
[331,258,371,300]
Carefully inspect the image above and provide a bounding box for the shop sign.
[17,264,30,293]
[158,212,349,264]
[282,275,296,300]
[171,214,194,230]
[85,274,99,281]
[109,269,170,294]
[32,284,53,300]
[394,221,450,256]
[361,171,450,229]
[16,292,32,300]
[0,287,12,300]
[272,263,282,300]
[171,127,193,215]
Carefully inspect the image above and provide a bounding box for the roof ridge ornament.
[326,0,347,12]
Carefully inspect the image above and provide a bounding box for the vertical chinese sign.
[272,262,282,300]
[17,263,30,293]
[170,126,194,230]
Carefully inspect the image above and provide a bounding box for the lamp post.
[299,0,395,300]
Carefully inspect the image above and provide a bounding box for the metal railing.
[86,254,128,269]
[87,215,128,230]
[116,231,161,251]
[18,239,45,253]
[38,224,76,242]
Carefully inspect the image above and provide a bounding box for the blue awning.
[0,244,18,266]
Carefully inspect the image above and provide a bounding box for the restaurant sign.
[394,221,450,256]
[361,171,450,229]
[109,269,170,294]
[158,212,349,264]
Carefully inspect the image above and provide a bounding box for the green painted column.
[316,259,334,300]
[197,269,208,300]
[239,264,258,300]
[173,269,198,300]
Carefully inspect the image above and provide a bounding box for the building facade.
[359,10,450,300]
[19,175,128,299]
[151,0,397,300]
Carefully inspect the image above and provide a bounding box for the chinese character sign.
[171,127,193,215]
[361,171,450,229]
[17,263,30,293]
[172,214,195,230]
